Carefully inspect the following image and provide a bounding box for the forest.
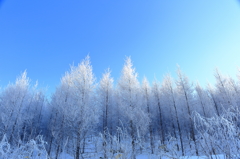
[0,56,240,159]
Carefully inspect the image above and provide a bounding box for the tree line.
[0,56,239,159]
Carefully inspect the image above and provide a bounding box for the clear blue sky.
[0,0,240,95]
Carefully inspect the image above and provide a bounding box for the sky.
[0,0,240,96]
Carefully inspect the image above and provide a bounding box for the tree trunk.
[75,133,81,159]
[157,98,165,144]
[184,90,198,156]
[170,88,184,156]
[130,120,136,159]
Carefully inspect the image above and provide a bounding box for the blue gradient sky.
[0,0,240,95]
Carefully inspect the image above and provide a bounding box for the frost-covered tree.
[0,71,45,145]
[50,56,98,159]
[97,68,115,158]
[223,75,239,108]
[50,72,71,158]
[152,79,166,145]
[214,69,233,109]
[97,69,115,134]
[195,82,207,117]
[176,67,198,155]
[207,83,221,116]
[194,106,240,158]
[117,57,149,159]
[161,74,184,156]
[195,82,215,118]
[141,77,154,154]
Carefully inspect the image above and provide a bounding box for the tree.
[194,106,240,158]
[214,69,233,109]
[97,68,115,158]
[222,75,239,108]
[97,69,114,134]
[207,84,221,116]
[141,77,154,154]
[195,82,215,118]
[152,79,166,145]
[161,74,184,156]
[117,57,149,159]
[50,73,71,158]
[0,71,45,145]
[176,67,198,155]
[50,56,98,159]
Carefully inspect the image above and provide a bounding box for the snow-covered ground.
[136,154,225,159]
[0,134,234,159]
[57,152,226,159]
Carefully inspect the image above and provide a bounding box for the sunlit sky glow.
[0,0,240,95]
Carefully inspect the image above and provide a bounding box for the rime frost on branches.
[0,135,48,159]
[1,56,240,158]
[194,106,240,158]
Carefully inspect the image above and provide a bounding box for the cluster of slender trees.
[0,56,239,158]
